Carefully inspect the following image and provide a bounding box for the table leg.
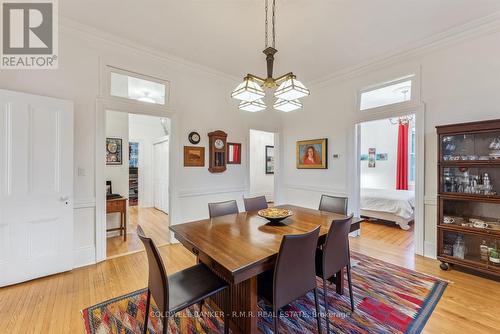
[335,268,345,295]
[209,277,258,334]
[123,211,127,241]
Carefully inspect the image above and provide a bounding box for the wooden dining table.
[170,204,362,334]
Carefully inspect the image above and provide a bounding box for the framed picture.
[376,153,388,161]
[266,145,275,174]
[227,142,242,164]
[106,181,112,195]
[184,146,205,167]
[368,148,376,168]
[106,138,123,165]
[296,138,328,169]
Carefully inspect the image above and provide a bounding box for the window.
[409,124,416,185]
[108,67,168,105]
[359,76,414,111]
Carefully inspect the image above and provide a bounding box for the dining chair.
[318,195,348,215]
[243,196,268,212]
[137,225,230,334]
[258,227,322,334]
[208,200,239,218]
[315,215,354,334]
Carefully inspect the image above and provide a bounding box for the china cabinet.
[437,119,500,277]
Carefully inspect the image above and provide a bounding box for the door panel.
[0,89,73,287]
[153,139,168,214]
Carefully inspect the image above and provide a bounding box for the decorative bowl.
[258,208,293,224]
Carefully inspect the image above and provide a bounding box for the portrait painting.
[106,138,123,165]
[184,146,205,167]
[296,138,328,169]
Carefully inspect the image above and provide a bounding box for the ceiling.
[61,0,500,81]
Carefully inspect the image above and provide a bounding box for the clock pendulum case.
[208,130,228,173]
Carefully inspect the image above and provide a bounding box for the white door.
[153,138,168,214]
[0,89,73,287]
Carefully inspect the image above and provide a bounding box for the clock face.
[214,139,224,150]
[188,131,201,145]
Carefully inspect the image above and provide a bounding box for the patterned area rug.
[82,253,447,334]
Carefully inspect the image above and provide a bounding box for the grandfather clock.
[208,130,227,173]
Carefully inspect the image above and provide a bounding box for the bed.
[360,188,415,230]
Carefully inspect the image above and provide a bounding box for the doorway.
[105,111,170,258]
[356,114,418,252]
[249,129,276,203]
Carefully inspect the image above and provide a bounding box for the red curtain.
[396,122,409,190]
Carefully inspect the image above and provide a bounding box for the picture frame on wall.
[266,145,275,174]
[296,138,328,169]
[184,146,205,167]
[227,142,242,164]
[106,138,123,165]
[368,148,376,168]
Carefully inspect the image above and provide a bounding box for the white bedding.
[361,188,415,220]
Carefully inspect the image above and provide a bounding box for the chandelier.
[231,0,310,112]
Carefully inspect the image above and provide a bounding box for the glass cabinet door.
[441,231,500,269]
[441,131,500,161]
[441,167,499,196]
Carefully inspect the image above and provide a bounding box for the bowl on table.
[258,208,293,224]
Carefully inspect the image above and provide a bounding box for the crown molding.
[310,11,500,88]
[60,17,241,82]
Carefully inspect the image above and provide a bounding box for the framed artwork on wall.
[296,138,328,169]
[106,138,123,165]
[184,146,205,167]
[368,148,376,167]
[266,145,275,174]
[227,142,242,164]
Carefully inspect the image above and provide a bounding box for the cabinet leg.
[439,262,450,271]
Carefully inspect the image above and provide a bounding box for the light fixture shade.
[273,98,302,112]
[231,78,265,102]
[274,77,310,100]
[239,99,267,112]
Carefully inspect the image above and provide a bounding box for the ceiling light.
[239,99,267,112]
[275,76,310,100]
[231,77,265,102]
[273,98,302,112]
[138,91,156,104]
[231,0,309,112]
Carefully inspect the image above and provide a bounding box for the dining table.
[169,204,363,334]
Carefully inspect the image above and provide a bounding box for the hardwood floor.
[1,219,499,333]
[106,206,170,258]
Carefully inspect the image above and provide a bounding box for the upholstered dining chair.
[137,225,230,334]
[208,200,239,218]
[258,227,322,334]
[243,196,268,212]
[315,215,354,334]
[318,195,348,215]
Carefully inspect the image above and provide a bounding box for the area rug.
[82,253,447,334]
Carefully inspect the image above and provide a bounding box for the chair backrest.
[137,225,169,314]
[208,200,239,218]
[321,215,353,279]
[318,194,348,215]
[273,227,320,310]
[243,196,268,212]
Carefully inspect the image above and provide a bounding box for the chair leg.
[322,278,330,334]
[313,288,322,334]
[273,308,279,334]
[162,315,169,334]
[346,264,355,312]
[143,289,151,334]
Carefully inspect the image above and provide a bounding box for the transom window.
[108,67,168,105]
[359,75,414,111]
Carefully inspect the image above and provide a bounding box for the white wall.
[360,118,398,189]
[280,29,500,258]
[0,21,281,267]
[249,130,275,201]
[128,113,166,208]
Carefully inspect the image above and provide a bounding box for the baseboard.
[424,241,437,259]
[74,245,96,268]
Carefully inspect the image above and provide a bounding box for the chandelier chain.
[265,0,269,48]
[264,0,276,49]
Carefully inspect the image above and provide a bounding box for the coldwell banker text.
[1,0,58,69]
